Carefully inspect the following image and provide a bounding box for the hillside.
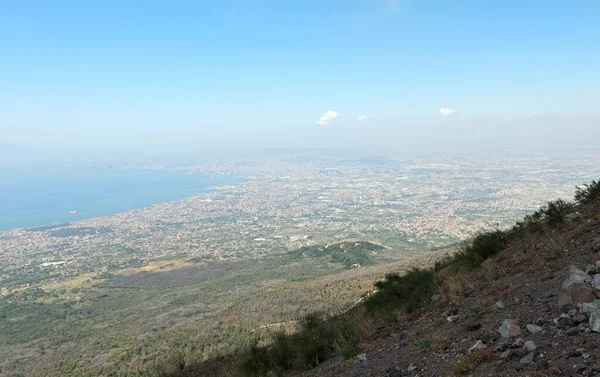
[159,180,600,377]
[306,195,600,376]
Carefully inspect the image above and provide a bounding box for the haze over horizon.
[2,0,600,161]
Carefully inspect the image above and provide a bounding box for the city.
[1,152,597,291]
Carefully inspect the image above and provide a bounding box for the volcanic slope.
[303,189,600,376]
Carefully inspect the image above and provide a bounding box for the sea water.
[0,166,239,231]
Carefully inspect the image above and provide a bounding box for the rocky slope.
[302,201,600,376]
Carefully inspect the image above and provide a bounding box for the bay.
[0,167,238,231]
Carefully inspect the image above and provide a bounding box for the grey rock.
[447,315,460,323]
[500,350,511,359]
[499,319,521,338]
[592,236,600,252]
[356,353,367,362]
[589,310,600,332]
[469,340,487,353]
[564,265,593,285]
[593,274,600,293]
[407,364,417,371]
[559,265,594,312]
[496,300,505,309]
[520,351,535,364]
[527,324,543,334]
[596,260,600,271]
[581,300,600,314]
[524,340,537,352]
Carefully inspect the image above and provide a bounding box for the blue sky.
[1,0,599,156]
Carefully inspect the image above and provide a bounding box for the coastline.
[0,168,241,232]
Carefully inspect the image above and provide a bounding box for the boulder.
[558,265,595,312]
[581,300,600,314]
[589,310,600,332]
[564,265,592,285]
[526,324,543,334]
[499,319,521,338]
[571,283,597,305]
[496,300,505,309]
[593,274,600,294]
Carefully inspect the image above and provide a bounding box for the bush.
[365,268,436,314]
[540,199,572,226]
[575,180,600,204]
[441,230,506,270]
[238,312,362,376]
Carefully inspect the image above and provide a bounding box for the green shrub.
[453,230,506,268]
[575,180,600,204]
[540,199,572,226]
[365,268,436,313]
[237,312,362,376]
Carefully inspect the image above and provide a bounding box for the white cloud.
[526,112,541,118]
[357,114,367,122]
[440,108,456,116]
[316,110,339,125]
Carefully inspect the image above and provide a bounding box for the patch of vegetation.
[409,332,452,352]
[237,312,364,376]
[288,241,382,269]
[451,350,496,376]
[575,180,600,204]
[365,268,437,313]
[455,230,506,268]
